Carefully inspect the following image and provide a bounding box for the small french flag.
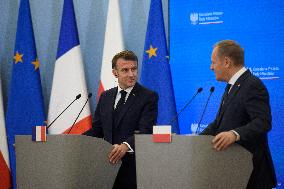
[32,126,47,142]
[152,125,172,143]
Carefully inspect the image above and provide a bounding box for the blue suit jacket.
[84,82,158,188]
[201,70,276,188]
[85,82,158,148]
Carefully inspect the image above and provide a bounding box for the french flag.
[32,126,47,142]
[48,0,92,134]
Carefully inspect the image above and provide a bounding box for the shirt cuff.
[230,130,240,141]
[122,142,134,153]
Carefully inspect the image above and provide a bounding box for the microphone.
[195,87,215,134]
[169,87,203,125]
[67,93,92,134]
[47,94,81,129]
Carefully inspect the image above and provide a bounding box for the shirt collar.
[117,85,134,95]
[228,67,247,85]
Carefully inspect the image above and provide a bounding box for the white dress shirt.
[228,67,247,92]
[114,85,135,152]
[114,85,134,109]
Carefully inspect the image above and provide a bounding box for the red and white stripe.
[0,80,12,188]
[153,125,172,143]
[97,0,124,97]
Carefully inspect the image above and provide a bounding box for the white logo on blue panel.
[190,11,224,25]
[190,13,199,25]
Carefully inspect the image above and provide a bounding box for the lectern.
[135,135,253,189]
[15,135,121,189]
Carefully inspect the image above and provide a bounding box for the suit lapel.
[218,70,251,123]
[110,88,118,110]
[114,83,140,128]
[105,88,117,130]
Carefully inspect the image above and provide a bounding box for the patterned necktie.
[115,90,127,110]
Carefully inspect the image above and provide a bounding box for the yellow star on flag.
[32,58,40,70]
[146,45,158,59]
[14,52,24,64]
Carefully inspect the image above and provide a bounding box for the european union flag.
[5,0,46,187]
[140,0,179,133]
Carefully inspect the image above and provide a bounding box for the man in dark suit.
[84,50,158,189]
[201,40,277,189]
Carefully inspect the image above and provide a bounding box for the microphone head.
[197,87,203,93]
[88,93,93,98]
[76,94,82,100]
[210,87,215,92]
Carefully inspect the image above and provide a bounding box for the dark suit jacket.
[84,82,158,188]
[201,70,276,189]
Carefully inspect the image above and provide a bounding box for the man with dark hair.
[84,50,158,189]
[112,50,138,69]
[201,40,277,188]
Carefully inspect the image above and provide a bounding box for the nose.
[128,70,135,77]
[210,63,214,70]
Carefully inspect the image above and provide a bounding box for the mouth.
[128,77,136,81]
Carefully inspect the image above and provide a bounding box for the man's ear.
[112,69,118,78]
[224,57,231,68]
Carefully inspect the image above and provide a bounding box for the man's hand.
[212,131,237,151]
[108,143,129,164]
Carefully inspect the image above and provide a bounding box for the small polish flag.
[32,126,47,142]
[153,125,172,143]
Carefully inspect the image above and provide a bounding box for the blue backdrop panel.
[170,0,284,187]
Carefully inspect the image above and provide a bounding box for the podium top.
[16,135,121,189]
[135,135,252,189]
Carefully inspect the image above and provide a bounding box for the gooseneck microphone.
[169,87,203,125]
[195,87,215,134]
[67,93,92,134]
[47,94,81,129]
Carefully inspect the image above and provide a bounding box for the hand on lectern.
[212,131,237,151]
[108,143,129,164]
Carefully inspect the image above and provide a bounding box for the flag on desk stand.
[140,0,179,134]
[0,79,12,189]
[153,125,172,143]
[5,0,46,187]
[48,0,92,134]
[97,0,124,98]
